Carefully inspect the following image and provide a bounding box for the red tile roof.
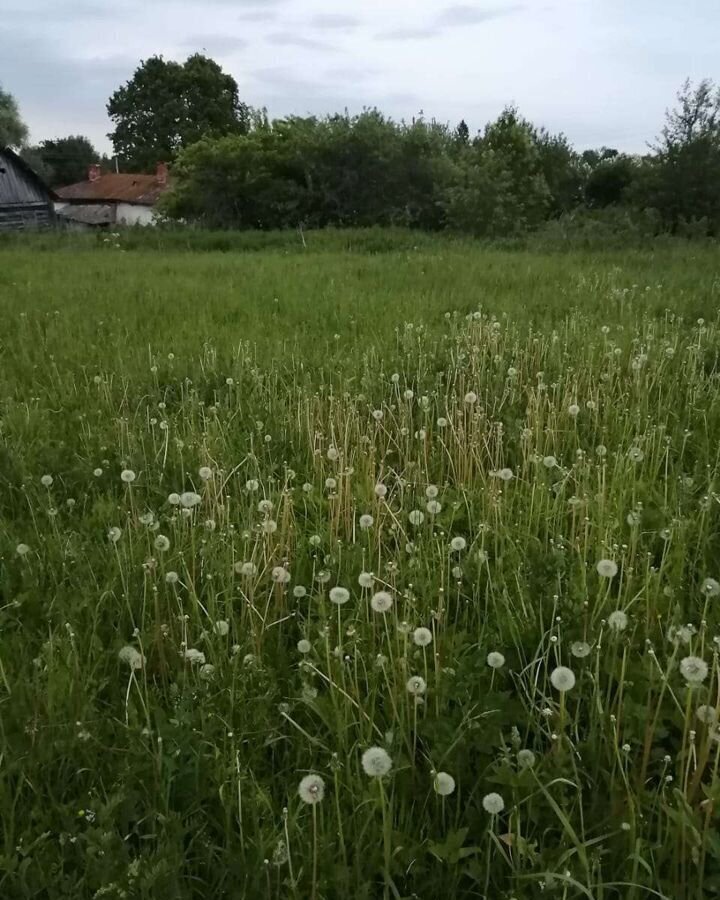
[56,173,168,206]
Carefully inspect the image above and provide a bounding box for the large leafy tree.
[107,54,251,171]
[22,136,99,187]
[0,85,28,149]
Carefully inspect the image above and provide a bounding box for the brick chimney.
[156,162,168,185]
[88,163,101,183]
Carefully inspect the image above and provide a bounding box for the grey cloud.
[436,4,523,26]
[267,31,335,51]
[309,14,360,30]
[377,26,437,40]
[238,10,278,22]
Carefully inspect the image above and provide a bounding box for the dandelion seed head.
[680,656,708,684]
[361,746,392,777]
[118,646,144,670]
[482,792,505,814]
[409,509,425,526]
[406,675,427,695]
[433,772,456,796]
[550,666,576,692]
[154,534,170,552]
[697,705,718,725]
[359,514,374,529]
[120,469,136,483]
[358,572,374,588]
[702,578,720,597]
[107,526,122,543]
[298,774,325,804]
[214,620,229,636]
[517,749,536,769]
[41,474,54,487]
[571,641,591,658]
[426,499,442,514]
[371,590,393,613]
[450,536,467,552]
[374,483,388,498]
[596,559,618,578]
[16,543,30,556]
[413,627,433,647]
[329,586,350,605]
[184,648,206,665]
[293,585,307,598]
[180,491,201,508]
[165,571,179,584]
[608,610,628,632]
[198,466,213,481]
[272,566,291,584]
[487,651,506,669]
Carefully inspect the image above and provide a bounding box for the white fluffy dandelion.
[450,536,467,552]
[482,792,505,815]
[426,499,442,515]
[359,514,374,529]
[550,666,576,692]
[571,641,591,658]
[596,559,618,578]
[118,646,144,670]
[262,519,278,534]
[41,474,54,487]
[180,491,201,508]
[329,586,350,605]
[628,447,644,463]
[543,456,557,468]
[374,483,388,499]
[464,391,478,405]
[608,610,628,632]
[487,651,505,669]
[697,705,718,726]
[413,627,433,647]
[120,469,136,483]
[425,484,439,499]
[297,639,312,654]
[16,543,30,556]
[154,534,170,552]
[198,466,213,481]
[184,648,206,665]
[361,747,392,777]
[433,772,456,796]
[236,561,257,577]
[168,492,180,505]
[406,675,427,695]
[246,478,259,491]
[517,749,536,769]
[498,468,514,482]
[680,656,708,684]
[327,447,339,461]
[408,510,425,526]
[93,468,103,477]
[272,566,291,584]
[107,526,122,543]
[298,774,326,804]
[371,591,393,613]
[214,620,229,636]
[358,572,374,588]
[258,499,274,514]
[568,404,580,417]
[293,585,307,598]
[701,578,720,597]
[165,571,179,584]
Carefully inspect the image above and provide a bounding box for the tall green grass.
[1,238,720,898]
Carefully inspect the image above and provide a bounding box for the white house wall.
[116,204,155,226]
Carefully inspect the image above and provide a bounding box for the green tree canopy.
[0,85,28,149]
[107,54,251,171]
[22,135,99,187]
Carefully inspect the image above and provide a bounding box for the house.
[55,162,169,228]
[0,147,56,231]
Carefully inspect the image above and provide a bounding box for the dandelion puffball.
[184,648,206,665]
[154,534,170,552]
[297,639,312,654]
[550,666,576,692]
[329,586,350,605]
[406,675,427,695]
[702,578,720,597]
[120,469,136,483]
[41,474,54,487]
[697,705,718,725]
[482,792,505,815]
[118,646,144,670]
[408,510,425,526]
[371,591,393,613]
[413,627,432,647]
[433,772,456,796]
[487,651,505,669]
[180,491,201,508]
[358,572,374,588]
[271,566,291,584]
[517,749,536,769]
[571,641,591,658]
[361,746,392,777]
[359,514,374,529]
[298,774,326,805]
[607,610,628,632]
[596,559,618,578]
[198,466,213,481]
[16,543,30,556]
[680,656,708,684]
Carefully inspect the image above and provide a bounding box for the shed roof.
[56,172,167,206]
[0,147,58,203]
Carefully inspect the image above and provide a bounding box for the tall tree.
[107,54,251,171]
[0,85,28,149]
[23,135,99,187]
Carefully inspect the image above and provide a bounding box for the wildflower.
[358,572,374,588]
[309,535,322,547]
[450,536,467,552]
[120,469,136,483]
[246,479,259,491]
[550,666,576,692]
[680,656,708,684]
[464,391,478,404]
[118,646,144,670]
[168,492,180,505]
[372,409,383,421]
[697,705,718,726]
[184,648,206,665]
[426,484,439,499]
[297,639,312,654]
[236,561,257,577]
[262,519,278,534]
[371,591,393,613]
[302,482,313,493]
[165,571,179,584]
[487,651,505,669]
[409,510,425,526]
[272,566,291,584]
[293,585,307,598]
[258,499,274,514]
[626,511,641,526]
[374,483,388,498]
[433,772,456,796]
[108,527,122,543]
[154,534,170,552]
[298,774,326,805]
[316,570,331,584]
[596,445,607,457]
[628,447,644,463]
[325,477,337,490]
[327,447,339,461]
[139,511,155,526]
[199,663,215,679]
[179,491,201,508]
[16,543,30,556]
[361,747,392,777]
[359,514,374,529]
[543,456,557,468]
[568,404,580,417]
[608,610,628,632]
[452,566,463,579]
[404,389,414,401]
[198,466,213,481]
[596,559,618,578]
[93,468,103,477]
[517,749,536,769]
[329,587,350,605]
[498,468,514,482]
[437,417,447,428]
[41,474,54,487]
[413,627,433,647]
[482,792,505,815]
[214,620,229,636]
[702,578,720,597]
[571,641,591,658]
[406,675,427,695]
[426,500,442,514]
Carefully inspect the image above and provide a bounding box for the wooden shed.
[0,148,56,231]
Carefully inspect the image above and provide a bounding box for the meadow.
[1,233,720,899]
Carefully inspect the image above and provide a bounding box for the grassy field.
[2,234,720,898]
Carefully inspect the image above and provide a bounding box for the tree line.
[3,55,720,237]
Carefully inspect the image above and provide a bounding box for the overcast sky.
[2,0,717,155]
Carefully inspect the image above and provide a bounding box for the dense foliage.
[161,79,720,238]
[1,241,720,898]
